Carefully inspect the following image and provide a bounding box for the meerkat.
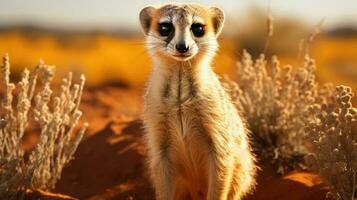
[139,3,256,200]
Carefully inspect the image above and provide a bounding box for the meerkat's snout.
[175,41,189,53]
[167,24,198,61]
[139,4,225,62]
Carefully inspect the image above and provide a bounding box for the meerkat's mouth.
[171,53,194,61]
[174,54,191,58]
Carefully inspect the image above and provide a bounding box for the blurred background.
[0,0,356,89]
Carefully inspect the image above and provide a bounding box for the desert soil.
[24,85,328,200]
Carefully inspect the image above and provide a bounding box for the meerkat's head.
[139,4,224,62]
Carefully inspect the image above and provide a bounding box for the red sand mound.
[247,163,327,200]
[22,86,328,199]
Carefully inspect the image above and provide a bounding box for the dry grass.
[0,54,88,199]
[222,49,357,198]
[307,85,357,200]
[222,50,333,173]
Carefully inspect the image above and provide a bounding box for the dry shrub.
[222,50,333,173]
[306,85,357,200]
[0,54,88,199]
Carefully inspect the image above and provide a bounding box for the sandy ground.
[24,85,328,200]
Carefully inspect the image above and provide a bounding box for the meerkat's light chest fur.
[140,4,256,200]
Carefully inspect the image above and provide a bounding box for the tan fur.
[140,3,256,200]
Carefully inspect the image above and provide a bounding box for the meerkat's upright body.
[139,4,256,200]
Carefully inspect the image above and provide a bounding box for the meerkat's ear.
[139,6,156,35]
[209,7,225,36]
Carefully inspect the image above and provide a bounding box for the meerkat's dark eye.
[191,23,205,37]
[158,22,173,37]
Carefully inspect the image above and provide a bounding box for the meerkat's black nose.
[176,42,189,53]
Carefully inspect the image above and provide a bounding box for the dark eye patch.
[191,23,205,37]
[158,22,174,37]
